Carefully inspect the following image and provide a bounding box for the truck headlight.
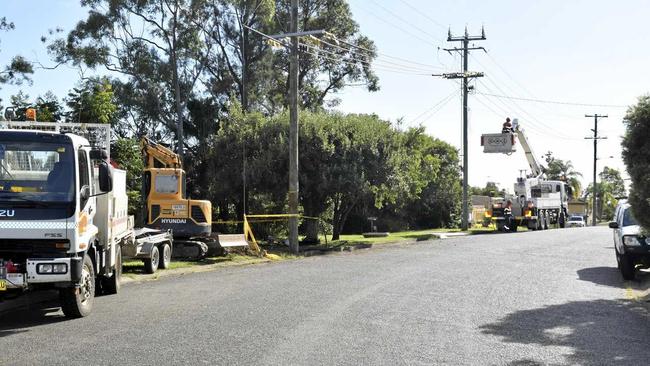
[52,264,68,273]
[624,236,641,247]
[37,264,53,274]
[37,263,68,274]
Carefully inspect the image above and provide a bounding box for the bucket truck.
[481,119,570,231]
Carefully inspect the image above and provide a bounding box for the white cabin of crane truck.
[0,120,132,317]
[481,119,570,231]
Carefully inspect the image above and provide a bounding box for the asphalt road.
[2,226,650,365]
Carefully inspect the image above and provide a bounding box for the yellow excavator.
[141,137,216,258]
[140,137,261,259]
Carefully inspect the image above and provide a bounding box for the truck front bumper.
[2,257,82,290]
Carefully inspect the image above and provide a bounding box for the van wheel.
[144,246,159,274]
[103,245,122,295]
[59,254,95,318]
[620,253,636,280]
[159,243,171,269]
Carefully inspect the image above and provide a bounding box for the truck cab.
[0,129,119,317]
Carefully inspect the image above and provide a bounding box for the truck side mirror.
[90,149,109,160]
[98,161,113,192]
[608,221,619,229]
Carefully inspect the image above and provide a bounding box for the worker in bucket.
[502,117,513,133]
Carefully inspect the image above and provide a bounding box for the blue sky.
[1,0,647,192]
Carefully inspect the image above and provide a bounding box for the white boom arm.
[514,125,543,178]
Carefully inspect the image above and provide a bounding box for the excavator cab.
[141,138,212,238]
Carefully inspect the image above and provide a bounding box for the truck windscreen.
[0,140,75,203]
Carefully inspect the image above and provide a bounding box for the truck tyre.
[144,246,160,274]
[619,253,635,280]
[559,211,566,228]
[159,243,171,269]
[59,254,95,318]
[103,245,122,295]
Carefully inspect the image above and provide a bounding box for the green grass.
[122,253,261,274]
[314,227,496,247]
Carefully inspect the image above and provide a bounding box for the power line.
[298,42,431,75]
[246,24,432,76]
[318,35,444,71]
[406,89,458,126]
[365,0,444,43]
[477,92,628,108]
[348,0,439,47]
[395,0,447,31]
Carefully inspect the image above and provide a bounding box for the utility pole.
[288,0,300,254]
[265,6,324,254]
[435,26,486,231]
[584,114,608,226]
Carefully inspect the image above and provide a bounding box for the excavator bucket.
[217,234,249,248]
[481,132,517,154]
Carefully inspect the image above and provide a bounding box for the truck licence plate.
[0,279,6,291]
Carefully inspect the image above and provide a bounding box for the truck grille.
[191,206,207,223]
[0,239,70,258]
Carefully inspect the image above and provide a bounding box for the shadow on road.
[577,266,650,289]
[0,294,65,338]
[481,299,650,365]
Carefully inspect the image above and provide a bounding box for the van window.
[623,208,638,227]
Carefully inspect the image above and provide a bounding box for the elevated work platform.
[481,132,517,154]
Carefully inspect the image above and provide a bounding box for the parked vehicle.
[0,119,171,317]
[609,201,648,280]
[567,215,586,228]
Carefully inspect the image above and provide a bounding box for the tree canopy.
[622,95,650,231]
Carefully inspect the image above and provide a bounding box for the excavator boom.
[140,137,182,169]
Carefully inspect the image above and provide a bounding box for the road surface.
[2,226,649,365]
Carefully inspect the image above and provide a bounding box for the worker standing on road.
[502,117,513,133]
[503,199,514,231]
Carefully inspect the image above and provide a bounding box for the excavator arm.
[140,137,182,169]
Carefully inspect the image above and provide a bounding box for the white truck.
[0,120,171,317]
[482,119,570,231]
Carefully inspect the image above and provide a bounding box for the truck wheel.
[103,245,122,295]
[59,254,95,318]
[559,211,566,228]
[620,253,636,280]
[159,243,171,269]
[144,246,160,274]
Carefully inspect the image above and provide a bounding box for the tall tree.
[622,95,650,232]
[48,0,209,149]
[0,17,33,106]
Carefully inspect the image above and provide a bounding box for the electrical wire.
[476,92,628,109]
[316,35,444,72]
[298,42,431,75]
[348,0,439,47]
[395,0,448,32]
[364,0,445,44]
[406,89,458,126]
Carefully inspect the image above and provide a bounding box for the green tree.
[49,0,209,149]
[65,78,117,124]
[111,138,145,217]
[0,17,33,104]
[544,151,583,198]
[471,182,505,198]
[583,166,625,221]
[622,95,650,231]
[5,91,64,122]
[197,0,379,114]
